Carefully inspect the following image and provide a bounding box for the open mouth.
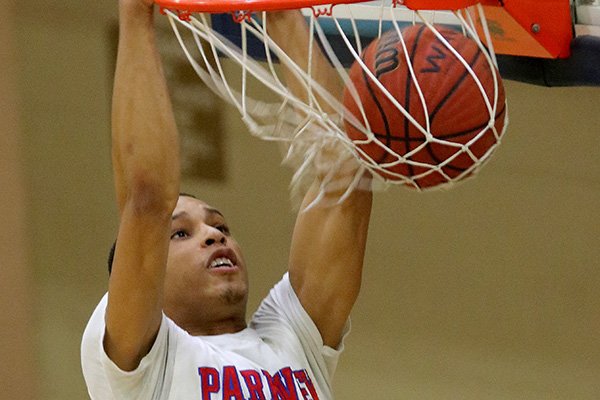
[208,257,235,269]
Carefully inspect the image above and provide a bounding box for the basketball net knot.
[311,5,335,18]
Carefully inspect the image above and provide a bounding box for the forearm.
[289,180,372,347]
[104,1,179,371]
[112,1,180,213]
[266,11,343,112]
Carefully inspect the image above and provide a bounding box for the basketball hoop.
[155,0,508,205]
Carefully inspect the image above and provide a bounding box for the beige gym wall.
[0,1,36,398]
[4,1,599,399]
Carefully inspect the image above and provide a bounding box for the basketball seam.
[361,68,391,146]
[428,49,484,124]
[425,47,497,173]
[404,25,428,181]
[438,103,506,140]
[371,101,505,143]
[426,103,506,173]
[361,26,425,170]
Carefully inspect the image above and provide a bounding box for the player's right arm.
[104,0,180,372]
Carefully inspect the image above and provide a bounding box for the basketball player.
[81,0,372,399]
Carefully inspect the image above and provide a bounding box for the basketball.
[343,24,507,188]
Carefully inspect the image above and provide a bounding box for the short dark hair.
[107,192,199,275]
[107,240,117,275]
[179,192,198,199]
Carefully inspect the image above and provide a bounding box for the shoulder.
[82,293,110,354]
[251,274,349,395]
[81,294,184,399]
[252,273,350,354]
[81,294,113,399]
[252,273,297,321]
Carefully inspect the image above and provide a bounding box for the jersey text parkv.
[198,366,320,400]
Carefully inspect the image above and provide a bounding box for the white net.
[160,1,508,205]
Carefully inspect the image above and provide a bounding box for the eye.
[216,224,230,235]
[170,230,189,240]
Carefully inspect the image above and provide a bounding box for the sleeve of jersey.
[80,294,174,400]
[252,273,351,383]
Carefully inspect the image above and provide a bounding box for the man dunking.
[81,1,372,398]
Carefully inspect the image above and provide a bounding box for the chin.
[219,287,247,306]
[209,276,246,302]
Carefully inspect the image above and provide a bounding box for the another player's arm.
[104,0,180,371]
[267,11,373,348]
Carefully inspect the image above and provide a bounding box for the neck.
[187,316,248,336]
[166,303,248,336]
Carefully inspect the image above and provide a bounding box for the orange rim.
[403,0,480,11]
[156,0,369,13]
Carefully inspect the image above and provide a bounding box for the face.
[163,195,249,331]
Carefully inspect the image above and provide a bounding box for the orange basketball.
[343,25,506,188]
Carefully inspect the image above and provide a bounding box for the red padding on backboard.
[399,0,573,58]
[505,0,573,58]
[481,0,573,58]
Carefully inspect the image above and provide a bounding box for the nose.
[201,225,226,247]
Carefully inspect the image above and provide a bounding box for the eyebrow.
[204,207,224,218]
[171,207,224,221]
[171,211,189,221]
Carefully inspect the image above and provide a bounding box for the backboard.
[210,0,600,86]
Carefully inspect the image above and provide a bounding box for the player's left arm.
[288,176,372,348]
[265,11,374,348]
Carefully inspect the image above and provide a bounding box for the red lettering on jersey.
[222,366,244,400]
[262,368,299,400]
[198,367,219,399]
[240,369,266,400]
[198,366,321,399]
[293,370,320,400]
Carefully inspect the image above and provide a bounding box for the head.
[107,193,249,335]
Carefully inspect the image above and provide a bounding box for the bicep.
[288,181,372,348]
[104,201,172,371]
